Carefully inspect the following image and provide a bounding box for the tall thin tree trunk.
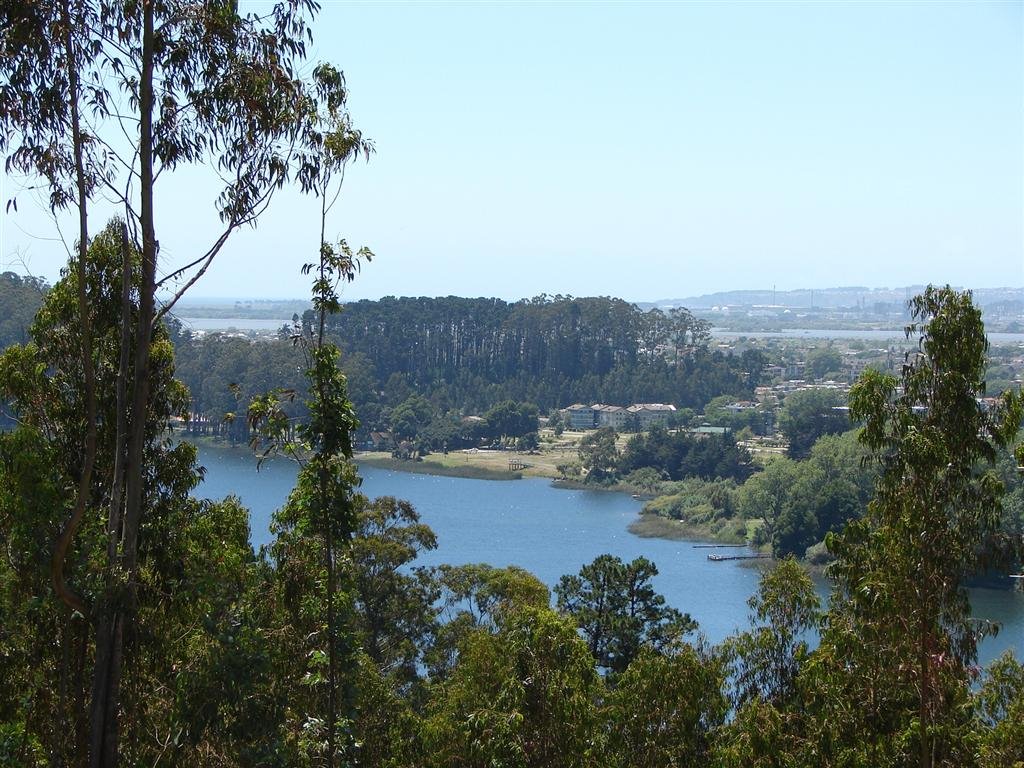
[51,6,98,760]
[51,0,97,617]
[89,1,156,763]
[319,193,338,768]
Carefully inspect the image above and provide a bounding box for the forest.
[1,1,1023,767]
[165,294,768,448]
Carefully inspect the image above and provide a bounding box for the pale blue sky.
[1,1,1021,302]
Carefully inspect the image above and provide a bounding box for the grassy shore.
[355,454,523,481]
[628,512,754,546]
[354,433,586,482]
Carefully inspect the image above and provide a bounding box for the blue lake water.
[193,442,1024,666]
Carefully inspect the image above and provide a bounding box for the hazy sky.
[1,1,1021,302]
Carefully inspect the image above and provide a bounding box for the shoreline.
[355,454,523,481]
[628,512,752,547]
[185,436,761,549]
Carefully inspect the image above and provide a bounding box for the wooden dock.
[693,544,747,549]
[708,553,770,562]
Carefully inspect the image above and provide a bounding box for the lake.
[193,442,1024,666]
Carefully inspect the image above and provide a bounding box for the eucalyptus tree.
[1,0,106,665]
[828,286,1024,767]
[422,607,602,768]
[2,1,347,764]
[603,646,728,768]
[0,222,261,766]
[248,62,372,767]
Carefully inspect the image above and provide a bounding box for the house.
[594,404,629,429]
[565,404,598,430]
[626,403,677,429]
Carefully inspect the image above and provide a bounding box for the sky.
[1,1,1022,303]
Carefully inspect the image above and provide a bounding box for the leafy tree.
[0,223,260,766]
[777,388,850,458]
[423,606,601,768]
[429,563,550,679]
[350,495,438,686]
[2,1,344,760]
[483,399,540,440]
[724,558,821,707]
[0,273,47,352]
[619,427,753,483]
[826,286,1024,767]
[548,409,564,435]
[515,431,540,451]
[578,427,620,483]
[250,74,372,764]
[389,394,434,442]
[603,646,728,768]
[975,653,1024,768]
[555,554,697,674]
[737,456,806,556]
[805,346,845,380]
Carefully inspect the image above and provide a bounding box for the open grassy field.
[353,428,618,480]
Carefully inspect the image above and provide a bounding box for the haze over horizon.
[2,2,1021,301]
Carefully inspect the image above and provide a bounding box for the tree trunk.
[51,0,97,618]
[88,1,156,764]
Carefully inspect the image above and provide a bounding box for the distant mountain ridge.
[644,286,1024,311]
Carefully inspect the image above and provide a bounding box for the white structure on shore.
[563,402,677,430]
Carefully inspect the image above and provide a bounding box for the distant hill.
[167,296,310,320]
[643,286,1024,312]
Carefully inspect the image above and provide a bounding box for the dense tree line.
[618,426,753,483]
[643,418,1024,569]
[638,430,875,556]
[164,296,766,445]
[317,295,767,416]
[0,273,46,351]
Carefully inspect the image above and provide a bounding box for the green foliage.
[423,606,601,768]
[555,554,697,673]
[0,272,46,355]
[975,653,1024,768]
[0,223,271,766]
[805,346,845,381]
[430,564,550,679]
[702,394,771,436]
[735,430,875,558]
[350,495,438,686]
[621,466,666,495]
[577,427,620,483]
[172,295,769,443]
[482,399,540,440]
[604,646,729,768]
[777,387,850,458]
[643,477,739,530]
[619,425,753,482]
[389,394,434,442]
[724,558,821,707]
[824,285,1024,765]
